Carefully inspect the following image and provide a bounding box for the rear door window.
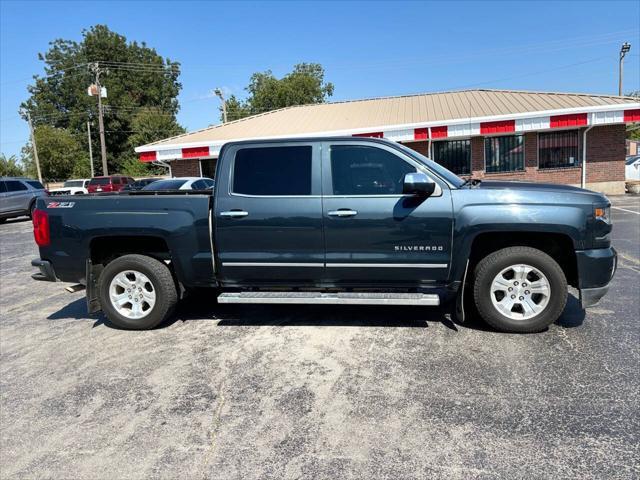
[0,182,7,193]
[232,146,312,196]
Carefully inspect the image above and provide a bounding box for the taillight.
[33,209,50,247]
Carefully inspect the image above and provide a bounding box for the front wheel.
[98,254,178,330]
[472,246,567,333]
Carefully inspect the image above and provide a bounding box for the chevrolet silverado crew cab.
[30,137,616,333]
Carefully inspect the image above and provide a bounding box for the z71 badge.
[47,201,75,209]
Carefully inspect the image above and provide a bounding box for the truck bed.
[35,193,215,287]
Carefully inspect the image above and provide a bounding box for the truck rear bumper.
[31,258,57,282]
[576,247,617,308]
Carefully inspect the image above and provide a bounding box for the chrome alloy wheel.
[109,270,156,320]
[490,264,550,320]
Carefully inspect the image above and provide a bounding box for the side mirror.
[403,172,436,196]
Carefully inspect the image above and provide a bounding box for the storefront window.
[200,158,217,178]
[485,135,524,173]
[432,140,471,175]
[538,131,580,169]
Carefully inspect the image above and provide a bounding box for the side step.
[218,291,440,306]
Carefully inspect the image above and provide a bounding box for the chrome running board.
[218,291,440,306]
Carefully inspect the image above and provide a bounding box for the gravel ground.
[1,195,638,479]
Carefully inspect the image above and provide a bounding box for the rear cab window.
[232,146,313,196]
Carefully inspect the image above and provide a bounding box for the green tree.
[0,154,24,176]
[21,126,87,181]
[21,25,183,174]
[223,63,334,122]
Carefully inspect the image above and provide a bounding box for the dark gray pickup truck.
[31,137,616,332]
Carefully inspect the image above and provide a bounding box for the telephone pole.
[90,62,108,175]
[25,111,43,184]
[87,121,95,177]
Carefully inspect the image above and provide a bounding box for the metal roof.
[137,89,640,153]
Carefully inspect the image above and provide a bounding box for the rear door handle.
[220,210,248,218]
[328,209,358,217]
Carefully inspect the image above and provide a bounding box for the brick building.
[136,89,640,194]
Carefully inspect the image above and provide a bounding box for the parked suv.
[87,176,134,193]
[0,177,47,223]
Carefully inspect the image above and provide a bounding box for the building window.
[232,146,312,196]
[485,135,524,173]
[200,158,216,178]
[538,131,580,169]
[432,140,471,175]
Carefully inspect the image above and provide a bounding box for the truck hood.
[476,180,592,195]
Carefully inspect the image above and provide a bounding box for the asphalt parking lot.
[1,195,638,479]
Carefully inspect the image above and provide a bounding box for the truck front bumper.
[576,247,617,309]
[31,258,57,282]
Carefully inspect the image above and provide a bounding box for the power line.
[0,63,90,86]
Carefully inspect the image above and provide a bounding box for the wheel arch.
[463,231,578,288]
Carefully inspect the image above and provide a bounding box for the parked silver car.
[0,177,47,223]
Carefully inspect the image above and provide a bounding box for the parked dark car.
[0,177,47,223]
[31,137,616,333]
[87,176,134,193]
[121,178,160,192]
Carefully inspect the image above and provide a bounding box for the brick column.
[524,132,537,170]
[170,159,201,177]
[470,136,484,177]
[403,140,429,157]
[585,124,626,183]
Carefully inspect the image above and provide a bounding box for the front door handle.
[328,209,358,217]
[220,210,248,218]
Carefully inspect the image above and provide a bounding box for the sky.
[1,0,639,158]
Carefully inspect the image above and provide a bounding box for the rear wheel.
[98,254,177,330]
[473,246,567,333]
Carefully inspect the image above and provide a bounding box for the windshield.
[394,143,466,188]
[626,156,640,165]
[64,180,84,187]
[89,178,111,185]
[142,179,187,190]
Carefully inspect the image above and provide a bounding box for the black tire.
[98,254,178,330]
[472,246,567,333]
